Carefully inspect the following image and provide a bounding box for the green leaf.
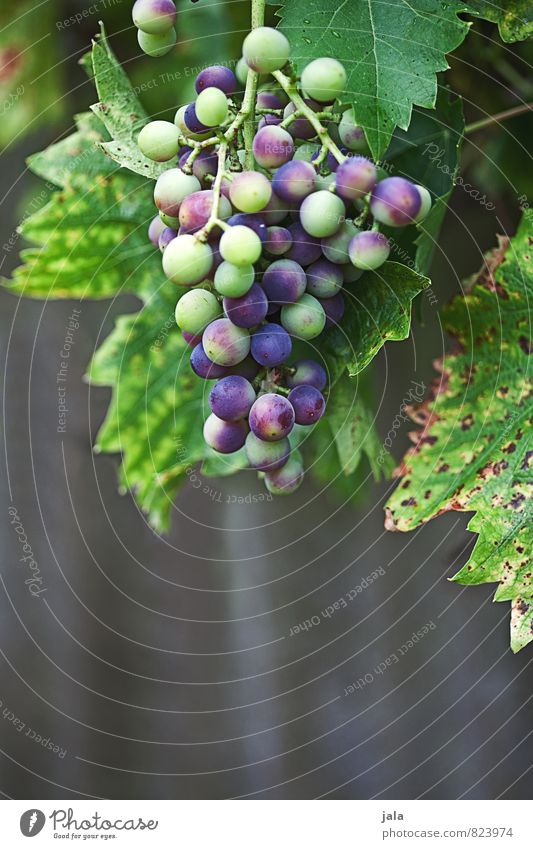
[325,262,429,377]
[385,211,533,652]
[91,23,167,180]
[465,1,533,42]
[277,0,470,158]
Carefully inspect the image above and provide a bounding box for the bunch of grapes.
[141,26,431,495]
[132,0,177,57]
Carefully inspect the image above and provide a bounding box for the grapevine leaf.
[464,1,533,42]
[277,0,470,159]
[385,211,533,652]
[91,23,167,179]
[325,262,430,377]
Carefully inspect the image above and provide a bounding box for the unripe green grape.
[281,293,326,340]
[339,108,367,152]
[159,211,180,228]
[414,185,432,222]
[154,169,201,217]
[132,0,176,35]
[299,190,345,238]
[229,171,272,213]
[220,225,262,266]
[162,235,213,286]
[348,230,390,270]
[137,27,176,58]
[322,220,360,264]
[315,172,336,191]
[138,121,180,162]
[242,27,290,73]
[301,57,347,103]
[264,449,304,495]
[195,87,229,127]
[236,57,249,86]
[214,262,255,297]
[175,289,221,335]
[293,143,320,163]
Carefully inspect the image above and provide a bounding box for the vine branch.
[465,101,533,134]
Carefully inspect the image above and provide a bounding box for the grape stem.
[272,69,347,164]
[195,139,229,241]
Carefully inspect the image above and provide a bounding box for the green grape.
[219,226,262,266]
[281,293,326,340]
[138,121,180,162]
[339,108,367,152]
[159,211,180,228]
[229,171,272,213]
[162,234,213,286]
[299,190,345,238]
[175,289,221,335]
[214,262,255,297]
[301,57,346,103]
[195,87,229,127]
[154,169,201,217]
[132,0,176,35]
[137,27,176,58]
[236,57,249,86]
[414,185,432,222]
[242,27,290,74]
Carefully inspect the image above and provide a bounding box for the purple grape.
[283,100,320,140]
[223,283,268,328]
[190,343,229,379]
[285,222,322,266]
[179,190,231,234]
[348,230,390,270]
[158,226,177,251]
[203,318,251,366]
[203,414,248,453]
[184,103,209,134]
[195,65,237,96]
[251,322,292,366]
[319,292,345,328]
[258,114,282,130]
[227,213,268,243]
[272,160,316,204]
[305,258,343,298]
[370,177,421,227]
[249,393,295,441]
[288,385,326,425]
[286,359,327,390]
[230,356,261,381]
[192,147,218,183]
[148,215,166,246]
[245,431,290,471]
[209,375,256,421]
[335,156,377,201]
[253,125,294,169]
[257,91,285,110]
[182,331,202,347]
[265,450,304,494]
[262,259,307,304]
[265,226,292,256]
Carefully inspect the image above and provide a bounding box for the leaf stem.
[465,101,533,134]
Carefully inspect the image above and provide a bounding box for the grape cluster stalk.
[138,8,432,495]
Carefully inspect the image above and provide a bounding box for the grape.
[258,114,282,130]
[138,121,179,162]
[154,169,201,217]
[162,234,213,285]
[265,226,292,256]
[137,28,176,57]
[236,57,249,86]
[209,375,256,421]
[280,293,326,340]
[320,291,345,328]
[203,318,250,366]
[272,160,316,203]
[262,258,307,304]
[159,211,180,228]
[414,185,432,222]
[227,213,267,243]
[158,226,177,251]
[370,176,421,227]
[335,156,377,201]
[214,261,255,297]
[242,27,290,73]
[299,190,345,238]
[223,283,268,328]
[288,385,326,425]
[301,57,346,103]
[179,190,232,234]
[315,172,337,191]
[249,393,295,441]
[286,359,327,391]
[262,192,290,225]
[219,225,262,265]
[257,90,285,110]
[195,65,237,96]
[285,222,322,266]
[253,125,294,169]
[339,109,367,152]
[192,148,218,183]
[174,105,207,142]
[349,230,390,270]
[182,331,202,347]
[231,356,261,381]
[283,100,320,140]
[245,432,290,471]
[264,449,304,494]
[251,323,292,366]
[132,0,176,34]
[321,220,360,264]
[229,171,272,213]
[148,215,166,246]
[184,103,209,134]
[195,87,229,127]
[175,289,220,334]
[190,343,229,379]
[203,414,248,454]
[306,258,343,298]
[342,262,364,283]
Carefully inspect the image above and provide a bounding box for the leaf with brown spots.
[385,211,533,652]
